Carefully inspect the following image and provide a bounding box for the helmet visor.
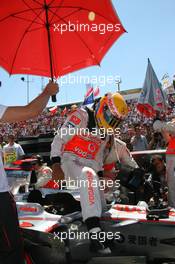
[103,105,121,129]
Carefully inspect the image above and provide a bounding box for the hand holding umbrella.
[43,80,59,97]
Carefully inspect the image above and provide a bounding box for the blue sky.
[0,0,175,106]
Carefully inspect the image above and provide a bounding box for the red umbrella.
[0,0,126,101]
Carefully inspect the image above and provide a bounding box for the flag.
[49,106,57,115]
[94,86,100,97]
[85,84,94,97]
[61,107,67,117]
[137,58,168,118]
[83,90,94,105]
[83,84,100,105]
[161,73,171,90]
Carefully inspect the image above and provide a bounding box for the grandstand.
[50,88,142,110]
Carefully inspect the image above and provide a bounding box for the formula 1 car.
[17,191,175,264]
[7,152,174,263]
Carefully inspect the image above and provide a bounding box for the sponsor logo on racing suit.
[63,134,101,159]
[69,115,81,125]
[86,170,95,205]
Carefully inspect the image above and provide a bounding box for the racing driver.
[51,92,129,254]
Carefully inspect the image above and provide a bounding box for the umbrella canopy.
[0,0,125,79]
[137,59,168,118]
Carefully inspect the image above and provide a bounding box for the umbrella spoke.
[49,0,61,6]
[10,8,45,75]
[22,0,45,24]
[50,7,81,25]
[9,14,43,26]
[0,6,44,26]
[0,8,39,23]
[27,26,45,32]
[30,0,43,7]
[49,0,65,23]
[50,5,118,24]
[49,8,101,65]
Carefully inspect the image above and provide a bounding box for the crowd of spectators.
[0,94,175,151]
[119,98,169,151]
[0,108,65,140]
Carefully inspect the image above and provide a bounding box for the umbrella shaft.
[44,1,53,81]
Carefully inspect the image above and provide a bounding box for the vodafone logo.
[86,171,95,205]
[74,146,88,157]
[88,143,96,153]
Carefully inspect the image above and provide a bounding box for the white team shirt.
[0,105,10,192]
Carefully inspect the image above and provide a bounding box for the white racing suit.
[103,137,138,201]
[51,107,108,221]
[153,120,175,208]
[104,137,138,169]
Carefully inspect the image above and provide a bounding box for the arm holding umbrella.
[0,79,58,264]
[1,81,59,123]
